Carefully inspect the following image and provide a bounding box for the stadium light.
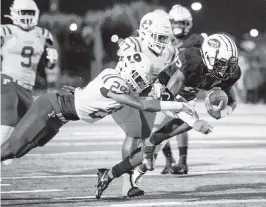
[191,2,202,11]
[250,29,259,37]
[111,34,119,43]
[69,23,78,32]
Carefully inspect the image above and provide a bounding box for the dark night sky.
[1,0,266,39]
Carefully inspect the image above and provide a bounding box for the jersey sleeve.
[221,65,242,88]
[0,25,13,38]
[37,27,54,47]
[117,37,141,56]
[101,69,130,94]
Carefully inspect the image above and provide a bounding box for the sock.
[178,147,188,164]
[110,157,133,179]
[138,164,147,173]
[162,142,172,158]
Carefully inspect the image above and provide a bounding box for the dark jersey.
[159,47,241,101]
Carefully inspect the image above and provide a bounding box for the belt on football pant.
[13,79,33,91]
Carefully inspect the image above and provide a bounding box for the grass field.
[1,102,266,207]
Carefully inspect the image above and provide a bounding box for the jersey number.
[110,81,129,94]
[21,46,34,68]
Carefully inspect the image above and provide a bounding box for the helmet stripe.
[221,34,237,57]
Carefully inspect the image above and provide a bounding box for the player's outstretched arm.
[100,87,188,112]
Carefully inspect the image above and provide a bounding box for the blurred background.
[1,0,266,103]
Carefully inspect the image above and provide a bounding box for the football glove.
[205,99,224,120]
[46,48,58,64]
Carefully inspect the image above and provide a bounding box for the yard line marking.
[45,140,266,147]
[26,151,116,156]
[0,183,12,186]
[103,199,266,207]
[1,189,62,194]
[3,170,266,180]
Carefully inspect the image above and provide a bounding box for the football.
[205,88,228,109]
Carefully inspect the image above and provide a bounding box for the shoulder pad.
[181,33,204,48]
[0,24,13,37]
[36,26,54,46]
[176,47,202,73]
[117,36,142,56]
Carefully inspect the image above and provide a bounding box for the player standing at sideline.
[95,33,241,199]
[1,0,58,165]
[1,52,200,163]
[161,5,205,175]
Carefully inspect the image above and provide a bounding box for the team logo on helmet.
[207,39,221,48]
[142,20,152,29]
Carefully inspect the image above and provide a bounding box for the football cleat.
[127,187,145,198]
[171,163,188,175]
[161,156,176,174]
[142,144,156,171]
[95,168,112,199]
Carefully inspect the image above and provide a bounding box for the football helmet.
[5,0,39,30]
[201,34,238,80]
[115,52,152,93]
[138,12,173,54]
[168,5,193,38]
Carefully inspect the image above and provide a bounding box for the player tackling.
[1,52,205,162]
[95,33,241,199]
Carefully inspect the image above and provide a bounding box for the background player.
[95,33,240,199]
[1,0,58,165]
[161,4,205,175]
[1,52,195,163]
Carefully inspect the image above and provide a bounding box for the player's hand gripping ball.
[205,88,228,119]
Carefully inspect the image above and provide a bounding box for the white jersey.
[74,68,130,123]
[0,24,54,86]
[117,36,179,81]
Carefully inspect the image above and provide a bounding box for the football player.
[161,5,205,175]
[1,0,58,165]
[111,11,180,197]
[1,52,196,163]
[95,33,240,199]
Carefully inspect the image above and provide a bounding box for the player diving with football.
[1,52,198,163]
[1,0,58,165]
[161,4,206,175]
[95,33,241,199]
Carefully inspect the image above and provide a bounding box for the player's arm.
[217,86,237,118]
[100,87,189,113]
[166,69,185,97]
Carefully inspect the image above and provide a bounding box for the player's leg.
[1,75,19,165]
[1,94,64,161]
[161,141,176,174]
[171,132,189,174]
[95,117,190,199]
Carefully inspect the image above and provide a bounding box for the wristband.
[160,101,184,111]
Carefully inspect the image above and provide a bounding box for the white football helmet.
[168,5,193,37]
[5,0,39,30]
[115,52,152,93]
[201,33,238,80]
[138,12,173,54]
